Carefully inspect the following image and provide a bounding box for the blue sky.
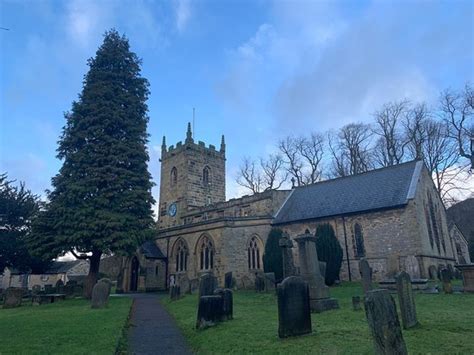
[1,0,473,204]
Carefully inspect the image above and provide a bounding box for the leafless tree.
[328,123,373,177]
[404,102,430,160]
[260,154,288,190]
[278,136,304,186]
[440,84,474,170]
[236,157,263,194]
[372,100,409,166]
[296,133,325,184]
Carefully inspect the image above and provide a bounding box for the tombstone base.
[310,298,339,313]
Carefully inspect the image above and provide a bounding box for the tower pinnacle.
[186,122,193,143]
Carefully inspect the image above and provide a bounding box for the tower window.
[203,166,211,186]
[199,235,214,271]
[248,236,261,269]
[170,167,178,187]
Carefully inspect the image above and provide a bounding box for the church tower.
[158,123,226,228]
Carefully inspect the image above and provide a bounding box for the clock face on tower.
[168,203,177,217]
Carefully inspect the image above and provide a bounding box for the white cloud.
[66,0,104,48]
[175,0,191,33]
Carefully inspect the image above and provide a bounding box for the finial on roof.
[220,134,226,153]
[186,122,193,143]
[162,135,166,148]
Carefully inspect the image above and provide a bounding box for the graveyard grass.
[162,282,474,354]
[0,297,132,354]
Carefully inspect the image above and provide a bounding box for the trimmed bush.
[315,224,343,286]
[263,228,283,281]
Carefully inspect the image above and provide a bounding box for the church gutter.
[341,216,352,281]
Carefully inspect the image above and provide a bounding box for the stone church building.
[117,124,470,292]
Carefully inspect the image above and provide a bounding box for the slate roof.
[273,160,423,225]
[140,240,166,259]
[45,260,84,274]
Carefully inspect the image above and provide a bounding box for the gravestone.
[264,272,276,292]
[456,264,474,293]
[279,233,297,278]
[189,279,199,294]
[428,265,437,280]
[44,284,54,294]
[359,258,373,294]
[277,276,312,338]
[395,271,418,329]
[386,254,400,278]
[55,280,65,293]
[63,284,75,298]
[196,295,224,329]
[169,285,181,301]
[404,255,420,279]
[441,268,453,294]
[214,288,233,320]
[352,296,362,311]
[255,273,265,292]
[295,233,339,313]
[178,275,191,294]
[91,281,110,309]
[199,273,217,297]
[3,288,23,308]
[240,275,252,289]
[364,289,408,355]
[98,278,112,294]
[319,261,327,281]
[224,272,233,289]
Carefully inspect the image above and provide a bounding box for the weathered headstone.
[91,281,110,308]
[196,295,224,329]
[199,273,217,297]
[441,268,453,294]
[404,255,420,279]
[240,275,251,289]
[428,265,437,280]
[98,278,112,294]
[456,264,474,293]
[63,284,75,298]
[214,288,233,320]
[295,233,339,313]
[44,284,54,294]
[255,273,265,292]
[364,289,408,355]
[264,272,276,292]
[178,275,190,294]
[279,233,297,278]
[3,288,23,308]
[386,254,400,278]
[31,285,41,295]
[169,285,181,301]
[277,276,312,338]
[395,271,418,329]
[319,261,327,281]
[352,296,362,311]
[55,280,65,293]
[224,272,233,289]
[359,258,373,294]
[189,278,199,294]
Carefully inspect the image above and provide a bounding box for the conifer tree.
[263,228,283,281]
[315,223,343,286]
[29,30,155,297]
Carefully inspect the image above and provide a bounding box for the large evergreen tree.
[263,228,284,281]
[315,223,343,286]
[29,30,155,297]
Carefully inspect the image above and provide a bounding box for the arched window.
[170,167,178,187]
[198,235,214,271]
[353,223,366,258]
[203,166,211,186]
[174,239,188,272]
[248,236,261,269]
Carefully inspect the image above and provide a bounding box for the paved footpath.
[127,293,193,355]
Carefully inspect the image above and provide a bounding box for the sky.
[1,0,473,209]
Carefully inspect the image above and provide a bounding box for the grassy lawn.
[0,296,132,354]
[162,282,474,354]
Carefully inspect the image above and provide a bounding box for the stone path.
[127,293,192,355]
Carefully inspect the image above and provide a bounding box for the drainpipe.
[166,237,170,290]
[342,216,352,281]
